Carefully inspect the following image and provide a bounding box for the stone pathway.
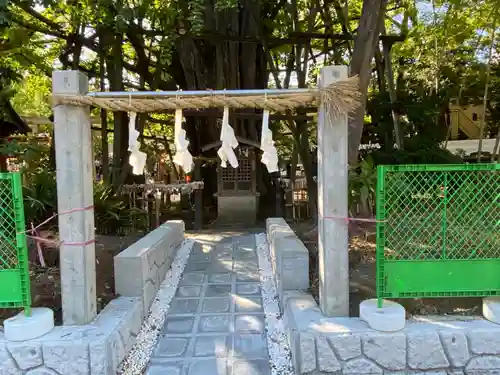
[146,234,271,375]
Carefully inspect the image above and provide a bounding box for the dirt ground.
[292,220,482,318]
[0,234,143,326]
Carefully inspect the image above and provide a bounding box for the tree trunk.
[383,40,403,149]
[348,0,388,164]
[477,21,496,161]
[99,41,109,184]
[105,31,129,186]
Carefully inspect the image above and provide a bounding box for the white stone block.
[43,341,90,375]
[439,331,469,367]
[343,358,382,374]
[466,356,500,372]
[467,329,500,355]
[89,340,111,375]
[0,345,22,375]
[7,342,43,370]
[483,296,500,325]
[298,333,316,373]
[328,334,361,360]
[4,308,54,341]
[362,332,406,370]
[26,368,60,375]
[407,331,449,370]
[316,335,341,372]
[359,299,406,332]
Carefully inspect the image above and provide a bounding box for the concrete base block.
[4,308,54,341]
[483,296,500,324]
[359,299,406,332]
[0,297,144,375]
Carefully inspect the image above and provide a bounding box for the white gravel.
[255,233,295,375]
[117,238,195,375]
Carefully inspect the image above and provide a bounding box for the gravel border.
[117,238,195,375]
[255,233,295,375]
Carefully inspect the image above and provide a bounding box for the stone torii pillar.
[317,66,350,317]
[52,70,97,325]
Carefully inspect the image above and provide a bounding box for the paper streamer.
[260,109,279,173]
[217,107,239,168]
[128,112,147,175]
[172,108,194,173]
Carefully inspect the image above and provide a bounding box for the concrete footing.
[359,298,406,332]
[4,308,55,342]
[483,296,500,324]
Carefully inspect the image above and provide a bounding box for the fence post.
[317,66,349,316]
[53,70,97,325]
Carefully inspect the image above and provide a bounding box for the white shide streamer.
[260,110,279,173]
[128,112,147,175]
[217,106,239,168]
[255,233,294,375]
[117,239,195,375]
[172,108,194,173]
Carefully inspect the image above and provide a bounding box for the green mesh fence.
[0,172,31,316]
[376,163,500,307]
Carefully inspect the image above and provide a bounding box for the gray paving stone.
[193,335,230,357]
[233,253,258,261]
[163,317,195,334]
[147,363,186,375]
[236,283,261,296]
[233,261,259,270]
[209,261,233,273]
[180,272,206,285]
[230,359,271,375]
[208,273,232,284]
[202,298,232,313]
[150,234,270,375]
[185,262,211,272]
[214,253,232,261]
[234,296,263,312]
[188,359,228,375]
[170,299,200,315]
[234,314,265,333]
[190,253,212,262]
[155,337,191,357]
[198,316,231,333]
[176,286,202,298]
[232,334,268,359]
[205,285,232,297]
[236,271,260,282]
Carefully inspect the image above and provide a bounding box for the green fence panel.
[376,163,500,307]
[0,172,31,316]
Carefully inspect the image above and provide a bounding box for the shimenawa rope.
[51,76,360,115]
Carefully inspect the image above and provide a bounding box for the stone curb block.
[0,297,143,375]
[265,218,309,304]
[284,292,500,375]
[114,220,185,311]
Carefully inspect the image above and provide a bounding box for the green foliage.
[367,145,463,166]
[93,182,148,235]
[23,169,57,226]
[11,75,52,117]
[349,155,377,216]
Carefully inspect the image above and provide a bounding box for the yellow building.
[449,102,484,140]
